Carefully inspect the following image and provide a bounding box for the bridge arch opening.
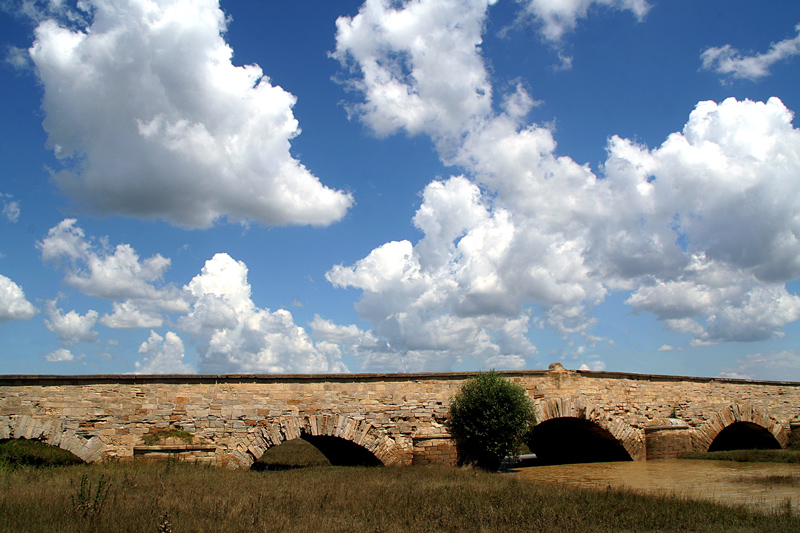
[708,422,782,452]
[301,432,384,467]
[0,416,105,464]
[695,405,789,453]
[251,438,330,471]
[529,417,633,465]
[246,415,395,469]
[251,434,383,470]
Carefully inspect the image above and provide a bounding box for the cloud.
[329,0,800,371]
[658,344,674,352]
[458,97,800,346]
[44,299,98,346]
[579,360,606,371]
[0,274,38,322]
[37,220,350,372]
[332,0,495,147]
[180,253,348,373]
[45,348,78,362]
[135,330,194,374]
[701,23,800,81]
[1,194,19,222]
[720,350,800,382]
[4,45,30,70]
[39,219,188,314]
[326,178,539,371]
[309,315,396,372]
[28,0,352,228]
[517,0,651,44]
[614,97,800,343]
[100,300,164,329]
[1,0,92,25]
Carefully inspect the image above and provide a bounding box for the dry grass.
[2,439,799,532]
[1,460,799,532]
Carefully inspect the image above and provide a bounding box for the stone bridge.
[1,363,799,468]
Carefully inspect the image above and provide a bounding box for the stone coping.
[644,424,692,432]
[412,433,451,440]
[644,418,691,432]
[1,369,798,387]
[133,445,217,453]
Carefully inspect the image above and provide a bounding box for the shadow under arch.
[533,397,645,462]
[301,433,383,466]
[695,404,788,452]
[0,415,105,463]
[238,414,407,469]
[530,417,633,464]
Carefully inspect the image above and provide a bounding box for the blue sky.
[1,0,800,380]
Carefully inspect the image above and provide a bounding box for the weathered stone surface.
[1,367,799,468]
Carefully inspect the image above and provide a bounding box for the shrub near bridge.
[448,371,535,470]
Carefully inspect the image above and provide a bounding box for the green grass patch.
[251,439,331,471]
[679,449,800,463]
[0,461,798,532]
[141,428,194,446]
[0,439,83,469]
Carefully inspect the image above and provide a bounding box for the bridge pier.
[644,419,693,460]
[791,419,800,448]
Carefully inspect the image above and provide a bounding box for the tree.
[448,371,535,470]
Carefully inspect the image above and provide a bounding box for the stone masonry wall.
[1,365,799,468]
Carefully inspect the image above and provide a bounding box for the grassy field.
[2,440,800,532]
[733,473,800,487]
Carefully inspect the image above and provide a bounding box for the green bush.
[448,371,535,470]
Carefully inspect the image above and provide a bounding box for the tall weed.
[70,473,111,520]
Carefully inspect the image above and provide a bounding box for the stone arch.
[0,415,104,463]
[694,404,789,452]
[230,414,409,469]
[533,397,646,461]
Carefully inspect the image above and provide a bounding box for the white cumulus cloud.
[329,0,800,371]
[720,350,800,382]
[28,0,352,228]
[0,274,38,322]
[44,299,98,346]
[180,253,348,374]
[100,300,164,329]
[517,0,650,56]
[701,23,800,81]
[45,348,78,362]
[326,177,539,371]
[578,360,606,371]
[1,193,20,223]
[39,219,188,315]
[135,330,194,374]
[332,0,495,147]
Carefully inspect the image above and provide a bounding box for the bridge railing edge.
[0,369,798,386]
